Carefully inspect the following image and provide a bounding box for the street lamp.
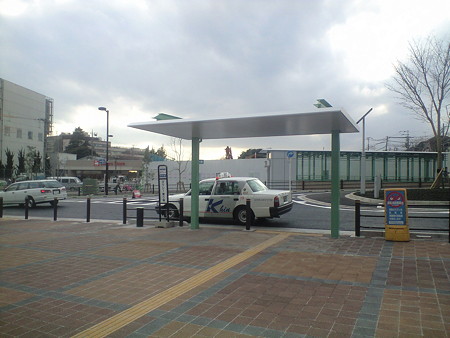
[98,107,110,195]
[356,108,373,195]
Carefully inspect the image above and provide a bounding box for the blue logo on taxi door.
[206,199,223,213]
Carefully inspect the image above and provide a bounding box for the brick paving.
[0,218,449,337]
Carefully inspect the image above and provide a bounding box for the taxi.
[157,173,293,224]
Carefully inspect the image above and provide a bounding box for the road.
[1,193,448,232]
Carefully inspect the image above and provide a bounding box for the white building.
[0,79,53,176]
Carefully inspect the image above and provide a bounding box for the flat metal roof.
[128,109,359,140]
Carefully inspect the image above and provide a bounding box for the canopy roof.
[128,109,359,140]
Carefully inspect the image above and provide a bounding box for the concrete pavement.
[0,217,449,337]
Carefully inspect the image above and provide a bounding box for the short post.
[179,198,184,227]
[25,197,29,220]
[53,198,58,221]
[123,197,127,225]
[86,197,91,223]
[355,200,361,237]
[245,199,252,231]
[448,202,449,244]
[340,179,344,190]
[0,197,3,218]
[136,207,144,227]
[78,187,81,196]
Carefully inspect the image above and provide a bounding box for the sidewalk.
[0,218,449,337]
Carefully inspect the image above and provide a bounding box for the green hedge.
[358,188,449,201]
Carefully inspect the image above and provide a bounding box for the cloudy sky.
[1,0,449,159]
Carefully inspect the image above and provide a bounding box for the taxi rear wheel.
[162,205,179,219]
[234,207,254,225]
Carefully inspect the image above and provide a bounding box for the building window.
[4,126,10,136]
[28,131,33,140]
[17,128,22,138]
[38,133,43,141]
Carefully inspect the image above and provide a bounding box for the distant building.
[0,79,53,171]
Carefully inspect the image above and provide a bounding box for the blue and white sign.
[287,151,295,158]
[385,189,408,226]
[158,165,168,204]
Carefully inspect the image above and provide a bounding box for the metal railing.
[354,200,450,243]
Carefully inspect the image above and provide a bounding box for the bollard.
[179,198,184,227]
[355,200,361,237]
[25,197,29,220]
[53,198,58,221]
[123,197,127,224]
[78,187,81,196]
[245,199,252,231]
[136,207,144,227]
[86,197,91,223]
[0,197,3,218]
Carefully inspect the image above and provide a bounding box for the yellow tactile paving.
[72,232,290,338]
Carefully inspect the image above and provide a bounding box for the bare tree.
[387,36,450,170]
[170,137,189,192]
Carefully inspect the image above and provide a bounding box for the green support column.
[331,130,340,238]
[190,137,200,230]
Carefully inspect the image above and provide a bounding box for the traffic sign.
[287,151,295,158]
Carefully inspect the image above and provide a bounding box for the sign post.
[287,151,294,191]
[384,188,410,241]
[158,165,169,222]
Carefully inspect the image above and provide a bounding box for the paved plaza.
[0,218,449,337]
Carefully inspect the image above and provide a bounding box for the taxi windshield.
[247,179,268,192]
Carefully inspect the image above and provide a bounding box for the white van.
[48,177,82,191]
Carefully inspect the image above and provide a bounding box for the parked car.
[156,175,293,224]
[48,177,82,191]
[0,179,67,208]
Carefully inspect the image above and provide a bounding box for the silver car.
[0,180,67,208]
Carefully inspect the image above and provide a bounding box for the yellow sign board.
[384,188,410,241]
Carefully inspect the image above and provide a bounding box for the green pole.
[190,137,200,229]
[331,130,340,238]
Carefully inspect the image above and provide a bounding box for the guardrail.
[354,200,450,243]
[122,197,161,226]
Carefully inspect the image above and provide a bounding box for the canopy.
[128,108,359,238]
[128,109,359,140]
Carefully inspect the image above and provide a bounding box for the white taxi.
[157,175,293,224]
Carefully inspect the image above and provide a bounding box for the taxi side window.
[199,181,214,195]
[214,182,240,195]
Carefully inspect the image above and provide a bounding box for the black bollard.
[355,200,361,237]
[86,197,91,223]
[0,197,3,218]
[245,199,252,231]
[123,197,127,225]
[179,198,184,227]
[53,198,58,221]
[136,207,144,227]
[25,197,29,220]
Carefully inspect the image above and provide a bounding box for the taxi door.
[205,181,241,220]
[197,180,215,218]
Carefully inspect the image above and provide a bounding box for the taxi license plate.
[53,190,60,195]
[283,195,287,202]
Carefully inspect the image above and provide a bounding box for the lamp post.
[98,107,110,195]
[356,108,373,195]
